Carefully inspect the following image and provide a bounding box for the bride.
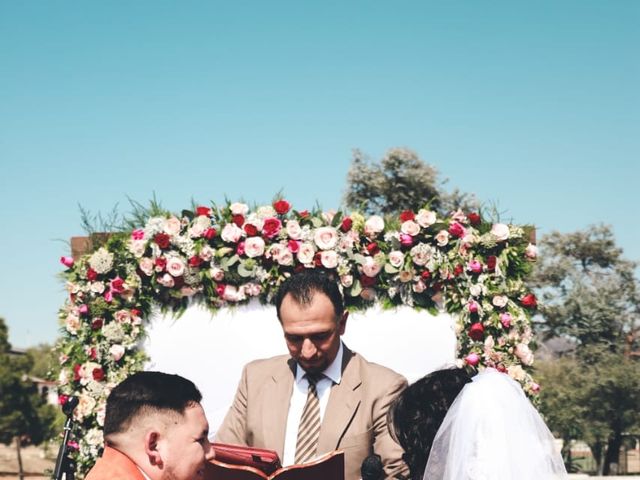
[390,367,568,480]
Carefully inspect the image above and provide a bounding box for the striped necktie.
[294,373,323,464]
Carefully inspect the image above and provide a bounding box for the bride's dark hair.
[389,368,472,480]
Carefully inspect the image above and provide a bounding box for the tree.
[530,225,640,475]
[344,148,477,216]
[0,318,57,480]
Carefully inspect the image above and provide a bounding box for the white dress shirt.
[282,342,344,466]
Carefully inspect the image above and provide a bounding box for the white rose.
[221,223,243,243]
[139,257,154,276]
[166,257,186,277]
[314,227,338,250]
[267,243,285,260]
[322,210,336,224]
[361,257,382,277]
[416,209,437,228]
[320,250,339,269]
[435,230,450,247]
[65,314,81,335]
[157,273,175,288]
[508,365,527,381]
[410,243,434,266]
[229,202,249,215]
[199,245,214,262]
[491,223,510,241]
[210,267,225,282]
[515,343,534,365]
[109,344,125,361]
[469,284,483,297]
[188,216,211,238]
[257,205,276,218]
[223,285,246,302]
[340,275,353,288]
[90,281,105,294]
[95,402,106,427]
[58,369,69,386]
[401,220,421,236]
[164,216,182,236]
[128,239,146,258]
[243,283,261,297]
[286,220,303,240]
[364,215,385,237]
[244,237,266,258]
[277,249,294,266]
[297,242,315,264]
[75,394,97,422]
[388,251,405,268]
[492,295,509,308]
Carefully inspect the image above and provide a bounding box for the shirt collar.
[295,341,343,385]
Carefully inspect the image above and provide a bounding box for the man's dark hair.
[103,371,202,437]
[274,270,344,321]
[389,368,472,480]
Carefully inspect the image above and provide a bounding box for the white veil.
[423,369,567,480]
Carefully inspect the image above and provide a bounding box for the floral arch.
[56,198,538,473]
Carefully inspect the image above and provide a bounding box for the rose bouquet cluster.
[56,198,538,473]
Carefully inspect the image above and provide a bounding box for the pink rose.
[314,227,338,250]
[401,220,420,236]
[244,237,266,258]
[131,229,145,240]
[277,249,294,266]
[158,273,175,288]
[78,304,89,315]
[60,256,74,268]
[364,215,385,237]
[416,209,437,228]
[465,353,480,366]
[164,217,182,236]
[467,260,482,273]
[109,344,125,361]
[468,300,479,313]
[490,223,510,241]
[320,250,339,269]
[388,251,405,268]
[286,220,303,240]
[400,233,414,247]
[448,222,466,238]
[515,343,534,365]
[500,312,512,328]
[166,257,186,277]
[210,267,224,282]
[525,243,538,260]
[221,223,243,243]
[435,230,450,247]
[361,257,382,277]
[139,257,154,276]
[297,242,316,264]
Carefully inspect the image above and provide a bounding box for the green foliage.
[344,148,477,216]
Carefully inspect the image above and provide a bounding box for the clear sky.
[1,1,638,348]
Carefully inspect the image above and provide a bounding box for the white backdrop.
[142,301,456,434]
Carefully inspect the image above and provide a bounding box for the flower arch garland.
[56,198,539,474]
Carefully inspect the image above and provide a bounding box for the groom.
[215,270,409,480]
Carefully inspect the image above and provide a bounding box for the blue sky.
[1,1,638,347]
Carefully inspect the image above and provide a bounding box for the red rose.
[340,217,353,232]
[236,241,245,256]
[204,227,217,240]
[496,364,507,373]
[73,364,82,381]
[400,210,415,222]
[58,394,69,406]
[288,239,301,253]
[486,255,497,271]
[360,275,377,288]
[273,199,291,215]
[196,206,211,217]
[188,256,202,267]
[92,367,105,382]
[299,210,310,218]
[468,212,481,225]
[155,257,167,271]
[154,233,171,249]
[89,347,98,360]
[86,268,98,281]
[468,322,484,341]
[453,264,464,276]
[91,318,103,330]
[232,214,245,227]
[421,270,431,280]
[521,293,538,308]
[314,252,323,267]
[262,218,282,239]
[366,242,380,255]
[131,309,140,317]
[244,223,258,236]
[448,222,466,238]
[110,277,125,293]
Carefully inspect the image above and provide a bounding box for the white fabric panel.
[142,301,456,434]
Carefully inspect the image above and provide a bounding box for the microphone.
[361,453,383,480]
[62,396,79,417]
[54,396,80,480]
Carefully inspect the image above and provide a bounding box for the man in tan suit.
[86,371,214,480]
[215,270,409,480]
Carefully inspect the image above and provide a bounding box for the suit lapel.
[262,358,296,459]
[317,346,362,453]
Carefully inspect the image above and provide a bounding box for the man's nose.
[300,338,317,358]
[204,439,215,461]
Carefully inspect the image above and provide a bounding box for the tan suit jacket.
[85,446,146,480]
[215,345,409,480]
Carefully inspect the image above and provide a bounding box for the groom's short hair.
[274,270,344,321]
[103,371,202,438]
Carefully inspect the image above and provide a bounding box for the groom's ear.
[144,430,164,468]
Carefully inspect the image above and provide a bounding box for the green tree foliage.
[531,226,640,475]
[344,148,477,216]
[0,318,58,479]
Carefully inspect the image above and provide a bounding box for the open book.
[205,444,344,480]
